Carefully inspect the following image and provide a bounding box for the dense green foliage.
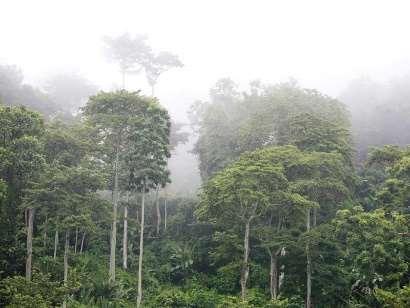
[0,75,409,308]
[190,79,351,179]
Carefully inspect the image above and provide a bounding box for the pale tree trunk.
[74,227,78,254]
[279,248,286,292]
[273,216,285,297]
[269,250,279,300]
[63,230,69,308]
[43,215,48,250]
[306,208,312,308]
[123,191,129,269]
[80,232,86,253]
[135,191,140,223]
[240,218,252,302]
[155,186,161,236]
[313,208,317,227]
[26,208,34,282]
[137,183,146,308]
[164,197,167,231]
[64,231,69,282]
[54,226,59,259]
[109,149,120,284]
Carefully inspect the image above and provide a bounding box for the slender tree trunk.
[164,197,167,231]
[269,251,278,300]
[279,247,286,292]
[155,186,161,236]
[74,227,78,254]
[80,232,86,253]
[26,208,34,282]
[109,149,120,284]
[306,209,312,308]
[54,226,59,259]
[313,208,317,227]
[64,231,69,283]
[123,191,129,269]
[137,183,146,308]
[240,218,251,302]
[43,215,48,250]
[63,230,69,308]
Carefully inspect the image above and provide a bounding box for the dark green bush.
[0,271,74,307]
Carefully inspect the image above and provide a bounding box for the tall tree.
[143,51,183,96]
[83,90,170,285]
[199,148,298,301]
[103,33,151,89]
[83,91,137,283]
[122,95,170,306]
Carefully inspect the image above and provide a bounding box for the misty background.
[2,0,410,194]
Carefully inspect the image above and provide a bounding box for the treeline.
[0,64,98,119]
[0,59,410,306]
[341,75,410,162]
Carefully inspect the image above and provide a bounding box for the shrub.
[0,271,74,307]
[151,288,189,307]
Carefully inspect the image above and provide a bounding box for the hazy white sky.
[2,0,410,120]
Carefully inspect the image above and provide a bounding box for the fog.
[3,1,410,112]
[3,2,410,306]
[2,0,410,194]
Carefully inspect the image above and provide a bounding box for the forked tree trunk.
[123,191,129,269]
[54,227,59,259]
[137,183,146,308]
[240,218,252,302]
[109,149,120,284]
[80,232,86,253]
[306,208,312,308]
[155,186,161,236]
[26,208,34,282]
